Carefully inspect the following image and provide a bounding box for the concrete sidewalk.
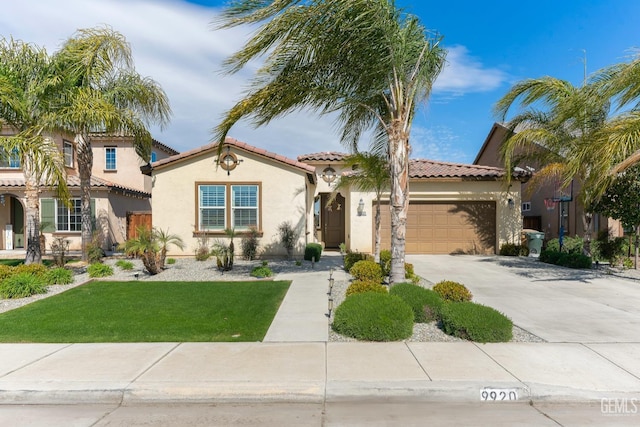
[0,254,639,406]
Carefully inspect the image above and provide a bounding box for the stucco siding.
[152,149,310,257]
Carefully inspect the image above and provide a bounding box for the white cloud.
[410,125,474,164]
[1,1,500,161]
[434,45,508,95]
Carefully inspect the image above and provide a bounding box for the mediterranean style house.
[0,125,178,252]
[474,122,622,241]
[146,136,528,258]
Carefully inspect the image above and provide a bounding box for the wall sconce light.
[507,198,515,209]
[219,145,242,176]
[0,194,4,206]
[357,198,366,216]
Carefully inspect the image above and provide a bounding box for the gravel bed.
[327,276,546,343]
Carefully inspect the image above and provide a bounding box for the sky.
[1,0,639,164]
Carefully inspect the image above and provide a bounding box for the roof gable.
[149,137,316,175]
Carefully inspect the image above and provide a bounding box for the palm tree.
[123,226,184,275]
[588,56,640,179]
[213,0,446,284]
[51,26,171,261]
[494,76,610,255]
[329,152,390,262]
[0,38,70,264]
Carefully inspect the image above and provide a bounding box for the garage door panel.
[379,201,496,255]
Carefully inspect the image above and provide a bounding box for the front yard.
[0,280,290,343]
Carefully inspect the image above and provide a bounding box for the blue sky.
[2,0,639,163]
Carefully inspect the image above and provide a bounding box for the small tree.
[591,165,640,268]
[124,227,184,275]
[277,221,299,260]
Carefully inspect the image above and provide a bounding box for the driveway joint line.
[471,342,526,385]
[0,343,74,378]
[581,343,640,382]
[405,342,432,381]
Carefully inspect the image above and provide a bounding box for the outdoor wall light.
[219,145,242,176]
[357,198,366,216]
[507,198,515,209]
[0,194,4,206]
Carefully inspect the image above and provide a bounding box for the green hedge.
[349,260,383,282]
[440,302,513,343]
[304,243,323,262]
[346,280,387,297]
[540,250,592,269]
[344,251,373,271]
[332,292,414,341]
[390,282,443,322]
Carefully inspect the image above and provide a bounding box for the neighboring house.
[0,125,178,252]
[474,122,622,240]
[147,137,527,257]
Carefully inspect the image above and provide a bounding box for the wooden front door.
[321,193,345,249]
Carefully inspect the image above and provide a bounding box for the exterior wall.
[348,179,523,254]
[152,149,310,258]
[91,137,148,192]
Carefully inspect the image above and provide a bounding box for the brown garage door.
[379,201,496,254]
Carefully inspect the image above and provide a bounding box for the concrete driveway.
[407,255,640,343]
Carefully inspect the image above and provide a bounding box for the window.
[63,140,74,167]
[197,183,259,232]
[0,147,20,169]
[151,151,157,163]
[41,198,95,232]
[522,202,531,212]
[105,147,117,170]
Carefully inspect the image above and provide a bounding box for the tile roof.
[297,152,350,162]
[0,175,150,198]
[150,137,316,174]
[409,159,527,180]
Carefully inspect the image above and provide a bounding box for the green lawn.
[0,280,290,343]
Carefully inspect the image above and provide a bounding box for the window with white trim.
[105,147,117,170]
[522,202,531,212]
[63,140,74,167]
[197,184,259,232]
[41,198,95,233]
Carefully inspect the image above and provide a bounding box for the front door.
[321,193,345,249]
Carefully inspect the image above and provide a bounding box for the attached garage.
[379,201,497,255]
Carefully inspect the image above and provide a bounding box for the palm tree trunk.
[76,134,93,262]
[23,168,41,265]
[635,225,639,270]
[388,122,409,285]
[374,197,382,263]
[581,212,593,257]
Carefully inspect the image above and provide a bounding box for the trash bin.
[526,232,545,257]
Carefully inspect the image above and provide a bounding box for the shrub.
[251,265,273,278]
[277,221,299,260]
[0,273,48,298]
[345,280,387,297]
[87,234,105,264]
[195,246,211,261]
[0,265,13,281]
[13,263,48,280]
[88,263,114,278]
[404,263,419,283]
[546,236,583,254]
[390,282,443,323]
[499,243,528,256]
[596,233,627,265]
[350,260,383,283]
[379,249,391,276]
[115,260,134,270]
[332,293,414,341]
[343,251,373,271]
[241,226,260,260]
[50,237,70,267]
[304,243,323,262]
[540,250,592,269]
[557,252,592,269]
[166,258,176,265]
[540,249,562,264]
[623,257,634,269]
[433,280,472,303]
[440,302,513,343]
[44,268,74,285]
